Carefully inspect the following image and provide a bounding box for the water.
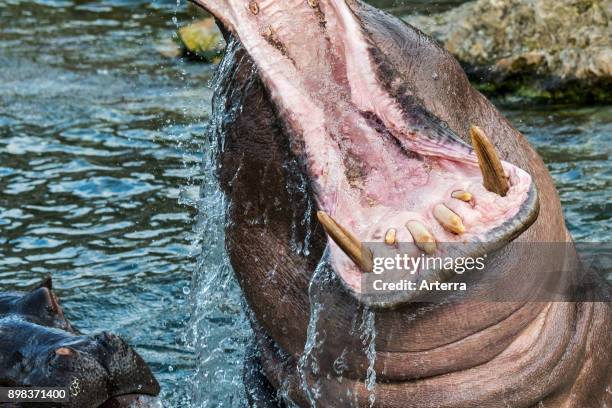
[360,309,377,408]
[298,263,329,408]
[188,37,250,407]
[297,263,379,408]
[0,0,211,405]
[0,1,609,407]
[505,105,611,242]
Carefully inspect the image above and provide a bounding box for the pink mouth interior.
[198,0,533,293]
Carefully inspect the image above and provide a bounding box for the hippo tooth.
[384,228,397,245]
[317,211,373,273]
[433,204,465,234]
[470,125,510,197]
[405,221,437,254]
[451,190,473,202]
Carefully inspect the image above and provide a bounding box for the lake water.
[0,0,609,406]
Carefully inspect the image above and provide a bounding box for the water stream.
[188,37,250,407]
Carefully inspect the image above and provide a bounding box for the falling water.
[360,308,377,408]
[285,157,315,257]
[297,261,330,407]
[297,258,379,408]
[188,38,251,407]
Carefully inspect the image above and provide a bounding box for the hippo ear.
[38,275,53,291]
[17,279,76,333]
[27,275,53,292]
[19,287,60,315]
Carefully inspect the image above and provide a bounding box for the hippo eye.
[55,348,74,356]
[50,347,75,365]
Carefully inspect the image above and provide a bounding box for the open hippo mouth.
[196,0,539,304]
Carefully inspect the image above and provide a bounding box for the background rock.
[405,0,611,101]
[177,18,225,63]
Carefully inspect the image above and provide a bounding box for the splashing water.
[297,261,330,407]
[360,308,377,408]
[284,157,315,258]
[297,258,379,408]
[188,38,251,407]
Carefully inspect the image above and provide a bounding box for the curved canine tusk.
[433,204,465,234]
[317,211,373,272]
[405,221,437,254]
[470,125,510,197]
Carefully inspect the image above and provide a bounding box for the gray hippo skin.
[0,277,160,407]
[194,0,611,407]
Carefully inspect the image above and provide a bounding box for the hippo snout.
[18,323,160,407]
[94,331,161,398]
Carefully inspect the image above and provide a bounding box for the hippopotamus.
[0,277,160,407]
[193,0,611,406]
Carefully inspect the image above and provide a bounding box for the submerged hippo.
[193,0,611,406]
[0,277,160,407]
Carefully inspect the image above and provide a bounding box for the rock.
[177,18,225,63]
[404,0,611,102]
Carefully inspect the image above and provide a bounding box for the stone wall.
[405,0,611,101]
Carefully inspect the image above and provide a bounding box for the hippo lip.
[195,0,539,305]
[49,331,160,407]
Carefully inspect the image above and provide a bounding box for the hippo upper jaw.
[195,0,539,306]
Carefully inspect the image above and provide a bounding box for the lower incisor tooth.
[384,228,397,245]
[434,204,465,234]
[451,190,472,202]
[405,221,437,254]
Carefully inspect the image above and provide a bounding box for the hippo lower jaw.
[195,0,539,305]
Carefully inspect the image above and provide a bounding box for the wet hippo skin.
[194,0,611,406]
[0,277,160,408]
